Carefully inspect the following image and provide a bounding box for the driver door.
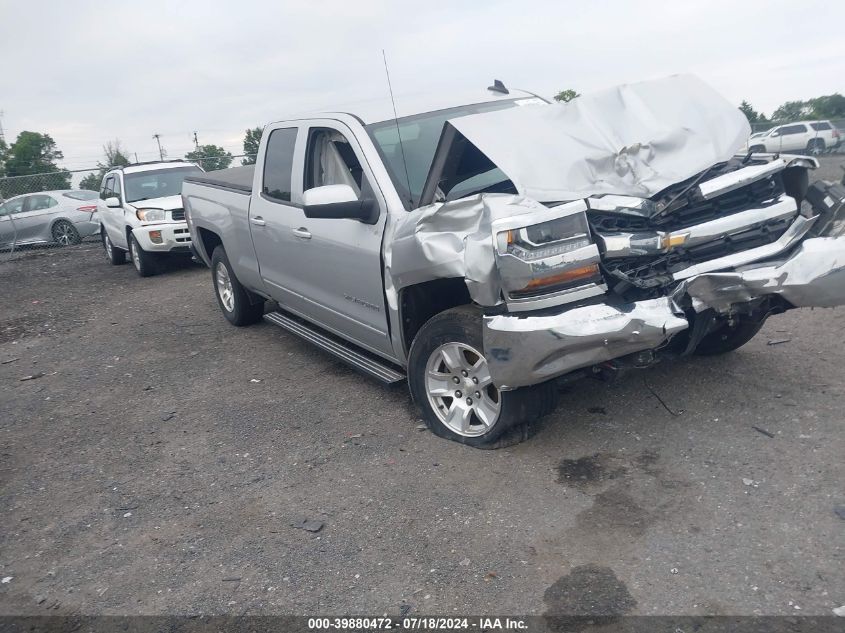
[250,119,391,356]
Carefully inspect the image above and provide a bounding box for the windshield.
[366,99,521,208]
[124,167,201,203]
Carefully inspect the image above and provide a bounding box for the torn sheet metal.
[675,235,845,313]
[435,74,750,203]
[483,298,689,390]
[386,194,547,308]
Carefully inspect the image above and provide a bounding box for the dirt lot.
[1,157,844,618]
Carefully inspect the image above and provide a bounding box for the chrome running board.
[264,311,406,385]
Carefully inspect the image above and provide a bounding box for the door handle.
[292,227,311,240]
[250,216,266,226]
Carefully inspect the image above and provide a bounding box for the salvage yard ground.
[1,156,844,617]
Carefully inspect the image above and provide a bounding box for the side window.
[113,175,122,199]
[101,175,115,200]
[304,128,365,195]
[2,199,25,216]
[26,195,57,211]
[780,124,807,136]
[810,122,831,131]
[262,128,297,202]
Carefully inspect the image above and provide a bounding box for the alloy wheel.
[215,262,235,312]
[424,342,501,436]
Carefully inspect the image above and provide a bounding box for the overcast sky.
[1,0,843,172]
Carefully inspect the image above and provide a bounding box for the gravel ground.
[1,156,843,618]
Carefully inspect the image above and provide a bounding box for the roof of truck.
[108,160,200,175]
[276,86,546,126]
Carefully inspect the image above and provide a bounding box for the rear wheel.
[211,245,264,326]
[693,318,765,356]
[806,138,825,156]
[102,230,126,265]
[408,306,556,448]
[748,144,766,153]
[129,233,159,277]
[52,220,81,246]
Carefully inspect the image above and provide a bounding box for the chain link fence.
[0,155,255,262]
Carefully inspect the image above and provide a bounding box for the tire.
[407,305,556,449]
[806,139,825,156]
[51,220,81,246]
[693,318,765,356]
[101,229,126,265]
[128,232,159,277]
[210,245,264,326]
[748,144,766,153]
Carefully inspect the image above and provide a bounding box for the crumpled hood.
[126,195,183,210]
[424,74,750,204]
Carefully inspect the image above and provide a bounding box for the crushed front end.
[484,158,845,389]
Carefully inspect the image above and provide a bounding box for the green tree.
[0,137,8,179]
[738,100,767,124]
[807,93,845,119]
[553,89,580,103]
[771,100,811,122]
[78,140,132,191]
[242,127,263,165]
[2,131,71,196]
[186,144,233,172]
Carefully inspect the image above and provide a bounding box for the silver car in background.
[0,190,101,249]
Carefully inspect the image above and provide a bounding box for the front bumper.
[132,222,192,253]
[483,235,845,390]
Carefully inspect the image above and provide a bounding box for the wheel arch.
[399,277,472,357]
[196,226,223,265]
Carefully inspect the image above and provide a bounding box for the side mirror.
[770,131,780,138]
[302,184,376,224]
[105,196,122,208]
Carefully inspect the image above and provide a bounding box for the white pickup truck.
[99,160,203,276]
[182,76,845,448]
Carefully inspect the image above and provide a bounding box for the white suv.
[747,120,840,155]
[98,161,203,276]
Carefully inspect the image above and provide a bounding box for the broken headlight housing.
[493,201,606,311]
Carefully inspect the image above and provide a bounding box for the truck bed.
[184,165,254,193]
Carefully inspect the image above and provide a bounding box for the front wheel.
[210,245,264,326]
[129,233,159,277]
[102,229,126,265]
[408,306,556,448]
[52,220,81,246]
[693,318,765,356]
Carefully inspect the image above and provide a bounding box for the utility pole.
[152,133,164,161]
[0,110,6,144]
[192,131,199,150]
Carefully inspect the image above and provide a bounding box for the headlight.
[136,208,166,222]
[493,202,605,308]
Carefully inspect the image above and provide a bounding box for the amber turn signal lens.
[521,264,600,290]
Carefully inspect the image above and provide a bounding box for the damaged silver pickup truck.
[182,75,845,448]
